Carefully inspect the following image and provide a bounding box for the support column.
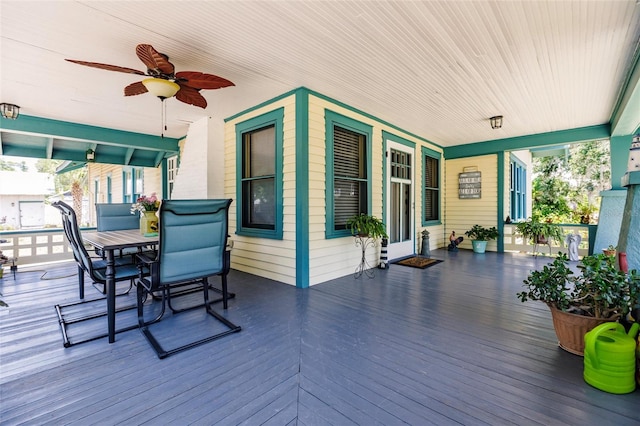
[618,171,640,270]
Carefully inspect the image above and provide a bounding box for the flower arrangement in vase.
[131,193,160,235]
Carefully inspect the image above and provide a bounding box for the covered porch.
[1,249,638,424]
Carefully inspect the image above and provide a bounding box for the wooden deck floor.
[1,249,638,425]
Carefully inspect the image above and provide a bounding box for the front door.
[386,142,414,259]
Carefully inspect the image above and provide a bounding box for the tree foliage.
[0,159,28,171]
[35,159,87,195]
[531,140,610,223]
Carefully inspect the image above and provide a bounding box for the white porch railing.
[1,224,598,269]
[0,228,81,268]
[503,223,596,257]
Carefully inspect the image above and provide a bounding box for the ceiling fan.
[66,44,234,108]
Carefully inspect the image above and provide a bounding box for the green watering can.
[583,322,639,394]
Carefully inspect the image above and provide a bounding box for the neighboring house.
[0,170,54,229]
[85,160,172,227]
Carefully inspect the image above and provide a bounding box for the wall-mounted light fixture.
[0,103,20,120]
[86,149,96,162]
[490,115,503,129]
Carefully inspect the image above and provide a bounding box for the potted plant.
[517,252,640,355]
[346,213,388,239]
[515,218,564,248]
[464,224,499,254]
[602,245,616,257]
[346,213,388,278]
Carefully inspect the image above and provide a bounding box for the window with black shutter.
[424,155,439,222]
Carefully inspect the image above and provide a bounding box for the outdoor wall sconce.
[0,103,20,120]
[86,149,96,162]
[490,115,503,129]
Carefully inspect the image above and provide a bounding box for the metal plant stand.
[354,236,377,279]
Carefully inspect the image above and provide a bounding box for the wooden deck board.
[1,249,639,425]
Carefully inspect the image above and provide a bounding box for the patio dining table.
[82,229,158,343]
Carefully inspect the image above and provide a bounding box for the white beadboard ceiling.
[1,0,639,147]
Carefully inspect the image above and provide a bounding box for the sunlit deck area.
[1,249,638,425]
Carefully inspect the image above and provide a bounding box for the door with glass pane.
[386,142,414,259]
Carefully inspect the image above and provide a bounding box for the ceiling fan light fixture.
[142,78,180,99]
[490,115,503,129]
[0,103,20,120]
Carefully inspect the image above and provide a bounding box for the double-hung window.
[123,167,143,203]
[325,111,372,238]
[422,148,440,223]
[236,108,283,239]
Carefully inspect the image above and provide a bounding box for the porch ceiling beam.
[45,137,53,159]
[444,124,610,159]
[610,44,640,136]
[124,148,134,165]
[0,114,180,152]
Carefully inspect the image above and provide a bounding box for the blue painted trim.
[420,146,442,227]
[0,114,180,150]
[610,135,632,190]
[497,152,505,253]
[235,108,285,240]
[225,87,442,151]
[610,44,640,136]
[106,175,112,204]
[444,124,610,159]
[161,158,168,200]
[325,110,373,239]
[122,170,127,203]
[587,224,597,256]
[295,89,310,288]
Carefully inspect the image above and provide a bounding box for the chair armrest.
[136,252,156,265]
[136,252,159,291]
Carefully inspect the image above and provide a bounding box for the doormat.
[394,257,443,269]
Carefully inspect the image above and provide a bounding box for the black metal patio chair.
[135,199,241,359]
[52,201,148,347]
[94,202,157,291]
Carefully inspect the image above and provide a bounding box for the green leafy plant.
[464,224,499,241]
[518,253,640,320]
[346,213,388,239]
[515,218,564,245]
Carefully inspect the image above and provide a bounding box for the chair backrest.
[96,203,139,231]
[158,199,232,284]
[52,201,95,277]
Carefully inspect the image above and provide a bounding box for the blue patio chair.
[136,199,241,359]
[52,201,148,347]
[95,203,157,285]
[96,203,140,232]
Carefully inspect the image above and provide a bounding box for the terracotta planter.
[602,249,616,257]
[547,304,612,356]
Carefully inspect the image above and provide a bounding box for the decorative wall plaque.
[458,171,481,199]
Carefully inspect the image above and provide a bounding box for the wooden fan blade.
[136,44,175,75]
[175,71,235,90]
[124,81,148,96]
[65,59,146,75]
[176,84,207,108]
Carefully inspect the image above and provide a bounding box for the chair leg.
[140,277,241,359]
[78,265,85,299]
[137,281,166,328]
[221,273,229,309]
